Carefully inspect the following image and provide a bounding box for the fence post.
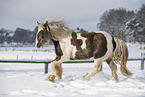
[141,53,145,70]
[141,59,144,70]
[44,63,49,74]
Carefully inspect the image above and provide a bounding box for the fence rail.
[0,58,144,74]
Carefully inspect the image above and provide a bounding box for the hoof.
[83,77,90,80]
[46,75,55,82]
[83,73,90,80]
[56,75,62,79]
[111,77,118,81]
[56,72,62,79]
[112,74,118,81]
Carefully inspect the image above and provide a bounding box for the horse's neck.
[50,30,71,41]
[59,33,72,44]
[51,33,71,45]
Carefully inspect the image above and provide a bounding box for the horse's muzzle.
[35,43,41,48]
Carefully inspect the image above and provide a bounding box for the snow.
[0,45,55,60]
[0,44,145,97]
[0,62,145,97]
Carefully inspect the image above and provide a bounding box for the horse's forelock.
[37,22,49,36]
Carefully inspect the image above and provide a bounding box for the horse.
[35,19,132,82]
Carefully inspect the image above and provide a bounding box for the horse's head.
[35,21,51,48]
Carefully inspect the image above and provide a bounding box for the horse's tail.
[113,37,132,77]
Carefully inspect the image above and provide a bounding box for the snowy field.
[0,44,145,97]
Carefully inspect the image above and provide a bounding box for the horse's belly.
[71,48,93,60]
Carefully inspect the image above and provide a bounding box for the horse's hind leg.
[83,59,102,80]
[106,58,118,80]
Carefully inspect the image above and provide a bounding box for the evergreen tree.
[137,4,145,26]
[126,18,145,43]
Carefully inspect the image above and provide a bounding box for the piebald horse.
[35,19,132,82]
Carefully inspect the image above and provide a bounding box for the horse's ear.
[46,21,48,25]
[43,21,49,27]
[37,21,40,25]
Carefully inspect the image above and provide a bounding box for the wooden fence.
[0,58,144,74]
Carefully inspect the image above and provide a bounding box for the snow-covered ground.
[0,45,55,60]
[0,44,145,97]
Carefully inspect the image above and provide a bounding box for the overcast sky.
[0,0,144,31]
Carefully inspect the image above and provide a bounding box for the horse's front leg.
[46,60,63,82]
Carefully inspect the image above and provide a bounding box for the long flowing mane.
[48,19,73,41]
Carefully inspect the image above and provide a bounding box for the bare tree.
[97,8,135,41]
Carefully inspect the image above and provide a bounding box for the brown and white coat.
[35,19,132,82]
